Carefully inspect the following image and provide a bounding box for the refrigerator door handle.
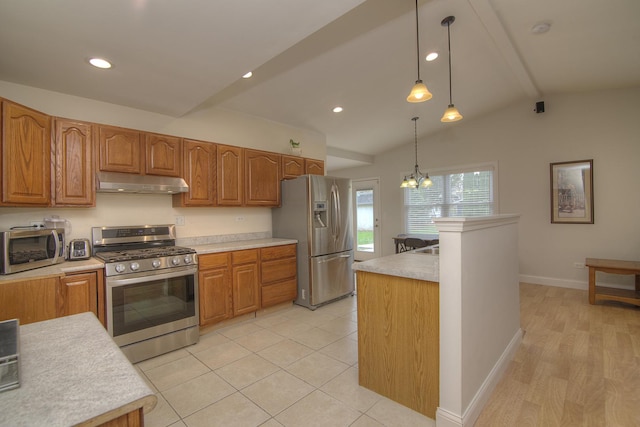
[317,253,351,263]
[330,183,341,239]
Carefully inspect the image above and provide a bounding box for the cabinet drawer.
[261,244,296,261]
[198,252,230,269]
[261,279,297,308]
[261,258,296,284]
[232,249,258,265]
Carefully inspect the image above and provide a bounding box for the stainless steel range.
[92,224,199,363]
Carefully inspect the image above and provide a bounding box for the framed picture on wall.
[550,159,594,224]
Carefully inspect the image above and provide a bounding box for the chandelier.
[400,117,433,188]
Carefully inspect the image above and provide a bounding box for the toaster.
[68,239,91,260]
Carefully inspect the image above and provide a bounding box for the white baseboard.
[436,328,523,427]
[519,274,635,291]
[519,274,587,290]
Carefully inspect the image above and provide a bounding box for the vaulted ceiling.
[1,0,639,171]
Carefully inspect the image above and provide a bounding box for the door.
[309,175,352,256]
[352,178,381,261]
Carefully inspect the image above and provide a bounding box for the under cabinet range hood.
[96,172,189,194]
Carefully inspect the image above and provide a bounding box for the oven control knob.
[130,262,140,271]
[184,255,193,264]
[172,257,181,265]
[115,263,126,273]
[152,259,161,269]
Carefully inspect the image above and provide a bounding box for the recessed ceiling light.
[531,22,551,34]
[89,58,112,69]
[242,71,253,78]
[332,106,343,113]
[426,52,438,62]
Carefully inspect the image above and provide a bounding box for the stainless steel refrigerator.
[272,175,354,310]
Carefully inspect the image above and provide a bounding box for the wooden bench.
[585,258,640,307]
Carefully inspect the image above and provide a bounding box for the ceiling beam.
[467,0,541,98]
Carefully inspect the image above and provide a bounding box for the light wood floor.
[475,283,640,427]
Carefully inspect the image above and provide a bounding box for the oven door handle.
[106,266,197,287]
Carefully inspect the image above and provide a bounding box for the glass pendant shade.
[407,80,433,103]
[400,178,410,188]
[420,175,433,188]
[441,104,463,122]
[407,0,431,104]
[441,16,463,123]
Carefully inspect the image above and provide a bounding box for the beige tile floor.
[136,295,436,427]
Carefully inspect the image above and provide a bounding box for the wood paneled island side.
[353,252,440,419]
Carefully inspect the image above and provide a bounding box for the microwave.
[0,228,65,275]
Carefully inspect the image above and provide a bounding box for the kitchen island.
[0,312,156,427]
[353,251,440,419]
[354,215,522,427]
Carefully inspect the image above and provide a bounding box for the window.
[403,163,497,236]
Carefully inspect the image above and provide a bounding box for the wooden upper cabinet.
[217,144,243,206]
[145,133,181,177]
[54,118,95,206]
[1,100,52,206]
[98,125,142,174]
[304,159,325,176]
[281,155,304,180]
[173,139,216,207]
[245,149,281,206]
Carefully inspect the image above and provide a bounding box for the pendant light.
[407,0,432,103]
[440,16,463,122]
[400,117,433,188]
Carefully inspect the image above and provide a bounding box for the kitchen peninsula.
[353,215,522,427]
[353,251,440,418]
[0,312,156,426]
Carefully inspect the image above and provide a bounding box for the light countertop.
[0,312,156,427]
[0,258,105,283]
[191,237,297,254]
[352,251,439,282]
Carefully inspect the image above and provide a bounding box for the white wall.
[0,81,326,240]
[334,87,640,288]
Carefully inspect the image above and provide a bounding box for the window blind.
[404,165,496,236]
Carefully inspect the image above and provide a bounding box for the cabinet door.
[173,139,216,207]
[0,277,59,325]
[216,144,243,206]
[1,100,52,206]
[245,149,281,206]
[54,119,95,206]
[145,133,181,177]
[233,262,260,316]
[199,267,233,326]
[281,155,304,180]
[58,272,98,318]
[304,159,324,176]
[98,125,142,174]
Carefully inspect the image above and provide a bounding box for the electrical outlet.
[30,221,45,228]
[235,216,245,222]
[301,289,306,300]
[175,216,185,226]
[573,262,585,269]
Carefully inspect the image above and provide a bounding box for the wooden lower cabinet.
[0,269,104,326]
[58,271,103,323]
[0,277,59,324]
[260,244,297,307]
[198,252,233,327]
[232,249,260,316]
[198,245,297,326]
